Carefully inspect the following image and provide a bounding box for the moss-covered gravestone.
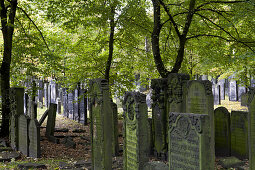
[89,79,113,170]
[45,103,57,138]
[18,114,30,156]
[10,88,24,151]
[169,112,214,170]
[248,89,255,170]
[123,92,149,170]
[151,78,167,155]
[79,89,87,125]
[186,80,214,162]
[29,119,40,158]
[230,111,248,159]
[214,107,231,156]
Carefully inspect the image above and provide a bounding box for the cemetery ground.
[0,96,250,169]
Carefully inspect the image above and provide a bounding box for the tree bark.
[105,6,115,82]
[151,0,170,78]
[0,0,18,137]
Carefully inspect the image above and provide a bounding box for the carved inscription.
[18,115,29,156]
[126,126,138,169]
[169,116,200,169]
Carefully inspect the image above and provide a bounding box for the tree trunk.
[105,6,115,82]
[0,0,18,137]
[151,0,169,78]
[171,37,186,73]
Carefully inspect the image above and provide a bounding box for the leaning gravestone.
[89,79,113,170]
[18,114,30,156]
[10,88,24,150]
[29,118,41,158]
[230,111,248,159]
[151,78,167,155]
[123,92,149,170]
[45,104,57,138]
[168,112,214,170]
[248,89,255,170]
[229,80,238,101]
[214,107,231,156]
[186,80,214,162]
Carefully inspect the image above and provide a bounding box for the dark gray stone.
[18,163,46,169]
[45,103,57,138]
[111,101,119,156]
[229,80,238,101]
[38,109,49,126]
[18,114,30,156]
[79,89,87,125]
[248,89,255,169]
[213,84,221,105]
[44,82,48,108]
[57,98,61,114]
[62,136,76,149]
[28,119,41,158]
[238,86,247,102]
[68,91,74,119]
[74,88,79,121]
[72,129,85,133]
[218,79,225,100]
[55,128,69,132]
[0,151,20,162]
[62,88,68,117]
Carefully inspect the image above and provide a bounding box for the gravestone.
[168,112,214,170]
[238,86,247,102]
[214,107,231,156]
[47,82,51,107]
[146,89,152,109]
[57,98,61,114]
[251,79,255,87]
[79,89,87,125]
[112,101,119,156]
[201,75,208,80]
[211,78,217,85]
[186,80,214,161]
[218,79,225,100]
[50,80,57,104]
[151,78,167,155]
[37,80,43,108]
[45,104,57,138]
[230,111,248,159]
[18,114,30,156]
[44,83,48,108]
[10,88,24,150]
[28,119,41,158]
[62,88,68,117]
[73,88,79,121]
[68,91,74,119]
[123,92,149,170]
[229,80,238,101]
[24,93,29,115]
[213,84,221,105]
[89,79,113,170]
[248,89,255,170]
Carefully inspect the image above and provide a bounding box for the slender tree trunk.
[171,37,186,73]
[105,6,115,82]
[151,0,169,78]
[0,0,18,137]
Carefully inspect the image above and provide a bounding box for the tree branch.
[0,0,7,33]
[17,7,51,52]
[196,1,248,10]
[158,0,181,38]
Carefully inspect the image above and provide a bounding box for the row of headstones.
[89,76,255,170]
[9,87,58,158]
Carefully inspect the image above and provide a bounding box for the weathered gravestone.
[10,88,24,150]
[24,93,29,115]
[186,80,215,161]
[89,79,113,170]
[214,107,231,156]
[18,114,30,156]
[248,89,255,170]
[238,86,247,102]
[230,111,248,159]
[168,112,214,170]
[47,82,51,107]
[50,80,57,104]
[45,103,57,138]
[74,88,79,121]
[57,98,61,114]
[79,89,87,125]
[213,84,221,105]
[44,83,48,108]
[229,80,238,101]
[29,119,41,158]
[151,78,167,155]
[112,101,119,156]
[123,92,149,170]
[68,91,74,119]
[62,88,68,117]
[218,79,225,100]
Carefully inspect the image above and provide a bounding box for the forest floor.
[0,96,250,169]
